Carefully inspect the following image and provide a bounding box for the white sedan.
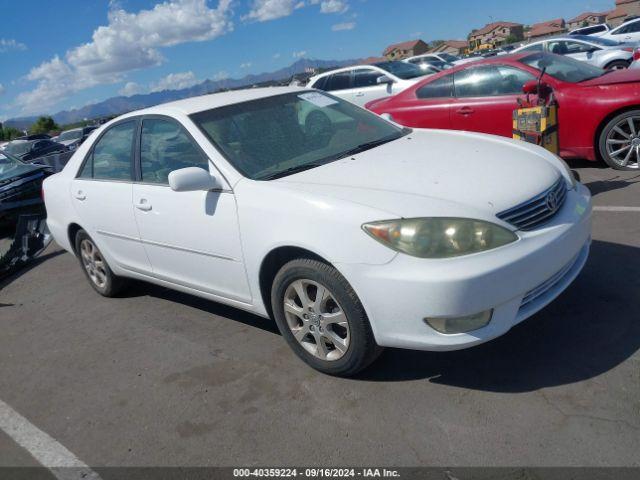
[306,62,430,107]
[44,87,592,376]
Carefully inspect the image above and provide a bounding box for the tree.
[0,126,23,141]
[430,40,445,49]
[505,34,520,45]
[29,116,59,135]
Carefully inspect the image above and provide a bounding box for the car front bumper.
[336,183,592,351]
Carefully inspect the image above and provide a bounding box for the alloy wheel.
[283,279,350,361]
[80,239,108,288]
[605,116,640,169]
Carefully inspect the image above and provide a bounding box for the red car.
[366,52,640,170]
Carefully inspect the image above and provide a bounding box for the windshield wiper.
[333,135,401,161]
[258,162,325,180]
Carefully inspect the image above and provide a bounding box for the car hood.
[275,130,562,220]
[580,68,640,86]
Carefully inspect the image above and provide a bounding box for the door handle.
[74,191,86,201]
[456,107,474,115]
[135,199,152,211]
[355,92,365,97]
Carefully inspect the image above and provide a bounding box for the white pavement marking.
[593,206,640,212]
[0,399,102,480]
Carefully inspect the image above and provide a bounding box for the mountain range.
[4,58,359,130]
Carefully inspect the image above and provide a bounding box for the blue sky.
[0,0,613,120]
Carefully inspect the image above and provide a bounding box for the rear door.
[608,20,640,43]
[450,65,536,138]
[71,119,151,273]
[318,71,353,102]
[396,74,454,129]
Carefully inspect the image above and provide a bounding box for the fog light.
[424,310,493,334]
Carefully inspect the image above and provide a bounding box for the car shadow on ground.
[585,173,640,197]
[356,239,640,390]
[567,158,640,196]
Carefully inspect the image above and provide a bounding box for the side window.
[565,41,596,54]
[312,76,328,91]
[352,69,381,88]
[416,75,454,99]
[324,72,352,91]
[140,118,209,185]
[625,21,640,33]
[520,43,544,53]
[78,121,135,181]
[454,66,534,97]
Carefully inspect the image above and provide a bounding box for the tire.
[271,258,383,377]
[74,230,127,297]
[598,110,640,170]
[605,60,629,71]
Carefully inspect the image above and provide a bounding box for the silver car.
[513,35,633,70]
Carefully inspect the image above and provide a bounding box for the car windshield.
[58,129,82,141]
[373,61,426,79]
[5,141,33,157]
[570,35,620,47]
[438,53,460,63]
[0,151,37,180]
[520,52,605,83]
[191,91,407,180]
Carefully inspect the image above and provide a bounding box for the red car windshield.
[519,52,605,83]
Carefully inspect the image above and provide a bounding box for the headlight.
[362,218,518,259]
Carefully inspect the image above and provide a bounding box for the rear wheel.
[75,230,127,297]
[599,110,640,170]
[271,258,382,376]
[605,60,629,71]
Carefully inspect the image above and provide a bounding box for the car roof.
[118,86,309,119]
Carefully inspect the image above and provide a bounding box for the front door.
[71,120,151,274]
[450,65,535,138]
[350,68,392,106]
[131,117,251,303]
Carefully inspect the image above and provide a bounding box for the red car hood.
[580,68,640,87]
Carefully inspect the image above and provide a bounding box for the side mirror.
[168,167,217,192]
[376,75,394,85]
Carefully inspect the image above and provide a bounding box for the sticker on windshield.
[298,92,338,107]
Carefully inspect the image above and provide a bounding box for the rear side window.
[311,76,328,91]
[78,121,135,181]
[324,72,352,91]
[454,66,534,97]
[416,75,453,99]
[140,118,209,185]
[519,43,544,53]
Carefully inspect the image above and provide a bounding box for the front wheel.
[271,258,382,376]
[598,110,640,170]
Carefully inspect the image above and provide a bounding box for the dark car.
[4,139,68,163]
[16,133,52,141]
[0,150,52,275]
[56,126,99,151]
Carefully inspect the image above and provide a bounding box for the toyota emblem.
[545,191,559,212]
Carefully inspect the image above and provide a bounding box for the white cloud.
[0,38,27,53]
[240,62,253,69]
[0,84,5,95]
[292,50,307,58]
[16,0,232,114]
[119,81,142,96]
[310,0,349,13]
[243,0,304,22]
[150,71,199,92]
[273,53,281,59]
[332,22,355,31]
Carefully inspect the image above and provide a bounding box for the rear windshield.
[520,52,605,83]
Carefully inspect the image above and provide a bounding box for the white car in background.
[306,61,431,106]
[43,87,592,376]
[514,35,633,70]
[599,18,640,43]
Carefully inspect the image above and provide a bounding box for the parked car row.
[0,125,99,163]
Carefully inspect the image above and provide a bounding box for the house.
[361,56,388,65]
[607,0,640,27]
[429,40,469,56]
[525,18,567,41]
[567,12,608,30]
[468,22,524,52]
[382,39,429,60]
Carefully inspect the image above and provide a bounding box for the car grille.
[496,177,567,231]
[520,250,581,310]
